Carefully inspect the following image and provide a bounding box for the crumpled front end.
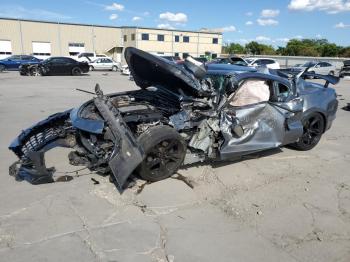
[9,110,76,184]
[8,88,145,189]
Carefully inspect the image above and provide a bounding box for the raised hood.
[124,47,207,96]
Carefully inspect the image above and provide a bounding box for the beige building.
[0,18,222,63]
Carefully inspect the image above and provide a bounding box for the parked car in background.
[0,55,42,71]
[89,58,121,71]
[339,60,350,78]
[291,61,336,76]
[245,58,280,69]
[209,56,248,66]
[20,57,89,76]
[74,52,110,63]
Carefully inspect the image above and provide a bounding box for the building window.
[68,43,84,47]
[183,36,190,43]
[68,43,85,56]
[212,38,218,44]
[141,33,149,40]
[183,53,189,59]
[174,35,180,42]
[211,53,217,59]
[174,52,179,57]
[131,34,135,41]
[123,35,127,42]
[157,34,165,41]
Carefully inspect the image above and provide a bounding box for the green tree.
[222,43,246,54]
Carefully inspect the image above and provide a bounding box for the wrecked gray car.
[9,47,339,190]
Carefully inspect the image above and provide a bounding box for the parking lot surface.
[0,71,350,262]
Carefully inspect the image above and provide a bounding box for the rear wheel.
[72,67,82,76]
[112,66,118,72]
[329,71,335,76]
[89,66,94,71]
[136,126,186,182]
[0,64,5,72]
[291,112,325,151]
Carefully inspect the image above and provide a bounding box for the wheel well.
[316,111,327,133]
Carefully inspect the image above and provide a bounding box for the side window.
[253,60,261,66]
[11,55,21,60]
[105,59,112,63]
[230,79,270,107]
[263,59,274,65]
[270,81,291,102]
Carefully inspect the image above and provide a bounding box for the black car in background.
[339,60,350,78]
[20,57,89,76]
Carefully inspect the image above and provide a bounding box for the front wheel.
[72,67,82,76]
[0,64,5,72]
[30,67,41,76]
[290,112,325,151]
[89,66,94,71]
[112,66,118,72]
[136,126,186,182]
[329,71,335,76]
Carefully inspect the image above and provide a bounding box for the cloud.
[132,16,142,21]
[335,22,350,28]
[245,21,253,26]
[288,0,350,14]
[257,18,278,26]
[276,38,290,43]
[246,11,253,16]
[261,9,280,17]
[256,36,271,42]
[157,23,175,29]
[109,13,118,20]
[143,11,150,16]
[221,25,236,32]
[159,12,188,23]
[105,3,124,11]
[0,5,71,20]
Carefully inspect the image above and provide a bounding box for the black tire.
[329,71,335,76]
[0,64,5,72]
[136,125,186,182]
[112,66,118,72]
[89,66,94,71]
[72,67,82,76]
[290,112,325,151]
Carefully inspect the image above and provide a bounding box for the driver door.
[220,78,304,159]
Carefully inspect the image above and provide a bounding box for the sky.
[0,0,350,46]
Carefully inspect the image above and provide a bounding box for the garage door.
[0,40,12,59]
[68,43,85,56]
[32,42,51,59]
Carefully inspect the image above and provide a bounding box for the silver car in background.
[89,58,121,71]
[292,61,336,77]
